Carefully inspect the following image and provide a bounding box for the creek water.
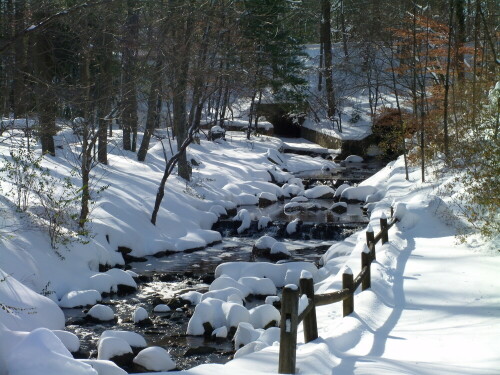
[63,158,384,371]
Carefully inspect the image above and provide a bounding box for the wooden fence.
[278,210,397,374]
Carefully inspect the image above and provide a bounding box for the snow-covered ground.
[161,157,500,375]
[1,124,499,374]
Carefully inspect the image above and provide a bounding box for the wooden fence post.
[390,206,394,218]
[342,269,354,317]
[366,224,376,260]
[279,284,299,374]
[380,213,389,244]
[299,276,318,343]
[361,247,371,291]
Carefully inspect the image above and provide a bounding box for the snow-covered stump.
[299,276,318,343]
[278,284,299,374]
[342,270,354,317]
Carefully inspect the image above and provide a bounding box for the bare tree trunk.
[321,0,336,119]
[138,56,163,162]
[443,0,454,161]
[121,0,138,151]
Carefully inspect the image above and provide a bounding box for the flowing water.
[63,158,384,371]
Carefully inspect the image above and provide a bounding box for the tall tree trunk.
[320,0,336,119]
[97,29,113,164]
[454,0,465,81]
[172,11,192,181]
[121,0,138,151]
[443,0,454,161]
[33,19,56,156]
[12,0,27,116]
[138,56,163,162]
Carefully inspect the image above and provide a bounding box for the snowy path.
[163,202,500,375]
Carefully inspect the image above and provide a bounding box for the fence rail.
[278,211,397,374]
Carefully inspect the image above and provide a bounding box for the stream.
[63,158,384,372]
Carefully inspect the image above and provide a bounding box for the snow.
[233,209,252,234]
[286,218,301,235]
[340,185,378,201]
[6,328,96,375]
[290,195,308,203]
[59,289,102,308]
[0,108,499,374]
[0,270,65,331]
[344,155,364,163]
[334,183,351,197]
[249,304,280,329]
[212,326,228,338]
[99,330,147,349]
[258,191,277,202]
[52,330,80,353]
[215,261,318,287]
[153,304,171,313]
[105,269,137,289]
[257,216,271,230]
[97,337,133,360]
[209,275,251,298]
[233,322,262,349]
[133,307,149,323]
[87,304,115,322]
[78,359,127,375]
[133,347,176,371]
[253,235,277,250]
[270,242,290,256]
[303,185,335,199]
[238,277,276,296]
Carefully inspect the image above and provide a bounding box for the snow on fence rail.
[278,210,397,374]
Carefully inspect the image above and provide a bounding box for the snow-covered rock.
[344,155,364,163]
[290,196,308,203]
[97,337,133,361]
[212,326,228,339]
[340,185,378,202]
[270,242,290,257]
[209,205,227,218]
[87,304,115,322]
[222,302,250,330]
[133,346,176,372]
[99,330,147,349]
[153,304,171,313]
[52,330,80,353]
[330,202,348,214]
[238,277,276,296]
[59,290,102,308]
[257,216,272,230]
[209,275,251,298]
[233,209,252,234]
[133,307,151,325]
[105,269,137,293]
[215,262,319,288]
[249,304,280,329]
[258,192,277,207]
[89,274,117,295]
[334,183,351,198]
[286,218,302,235]
[234,322,262,349]
[201,287,246,303]
[304,185,335,199]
